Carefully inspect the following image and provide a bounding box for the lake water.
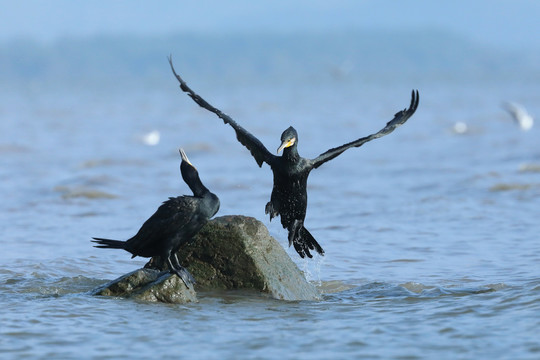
[1,67,539,359]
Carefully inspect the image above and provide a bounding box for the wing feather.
[311,90,419,169]
[126,196,198,254]
[169,56,274,167]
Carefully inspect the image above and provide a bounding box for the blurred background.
[1,1,540,358]
[1,0,539,259]
[2,0,540,84]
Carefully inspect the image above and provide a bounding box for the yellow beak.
[179,148,194,167]
[277,138,296,154]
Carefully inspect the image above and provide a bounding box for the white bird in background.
[140,130,161,146]
[452,121,468,134]
[503,102,534,131]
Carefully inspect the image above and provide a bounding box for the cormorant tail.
[91,237,126,249]
[300,226,325,257]
[288,221,325,258]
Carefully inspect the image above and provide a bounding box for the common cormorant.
[92,149,220,287]
[169,57,418,258]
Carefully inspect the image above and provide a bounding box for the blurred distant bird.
[92,149,220,287]
[169,56,418,259]
[452,121,468,134]
[503,102,534,131]
[139,130,161,146]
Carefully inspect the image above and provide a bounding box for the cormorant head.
[277,126,298,154]
[179,148,207,196]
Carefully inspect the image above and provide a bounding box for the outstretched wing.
[310,90,419,169]
[169,56,274,167]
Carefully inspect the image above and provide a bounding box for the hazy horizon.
[2,28,538,87]
[2,1,540,51]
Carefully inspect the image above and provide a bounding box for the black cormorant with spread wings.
[92,149,220,287]
[169,57,418,258]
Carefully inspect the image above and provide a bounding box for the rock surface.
[93,215,320,303]
[92,268,197,303]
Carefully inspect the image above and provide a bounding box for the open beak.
[277,138,296,154]
[179,148,194,167]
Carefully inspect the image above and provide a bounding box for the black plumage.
[169,57,418,258]
[92,149,220,287]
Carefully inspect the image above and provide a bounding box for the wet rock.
[93,215,320,303]
[146,215,321,301]
[92,268,197,303]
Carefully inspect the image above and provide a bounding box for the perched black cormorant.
[169,57,418,258]
[92,149,220,287]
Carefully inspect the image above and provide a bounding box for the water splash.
[299,254,325,286]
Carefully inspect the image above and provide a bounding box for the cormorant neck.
[188,174,210,198]
[283,144,300,162]
[182,164,210,198]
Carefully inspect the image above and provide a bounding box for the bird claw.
[170,267,196,289]
[265,202,278,221]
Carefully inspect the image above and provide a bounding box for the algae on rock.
[92,268,197,303]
